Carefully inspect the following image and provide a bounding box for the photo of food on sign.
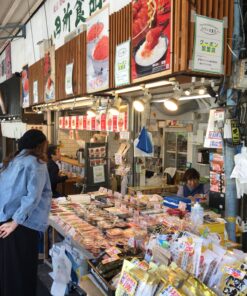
[132,0,171,80]
[87,6,109,93]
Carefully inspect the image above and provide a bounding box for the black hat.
[18,129,47,151]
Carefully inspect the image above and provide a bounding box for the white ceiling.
[0,0,44,53]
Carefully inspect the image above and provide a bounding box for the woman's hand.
[0,221,18,238]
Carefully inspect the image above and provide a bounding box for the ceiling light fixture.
[87,109,97,117]
[115,86,143,94]
[164,98,178,111]
[179,94,211,101]
[145,80,172,89]
[87,98,98,117]
[133,99,145,112]
[184,88,192,96]
[109,94,121,115]
[198,77,206,95]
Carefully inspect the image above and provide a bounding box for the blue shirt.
[0,150,52,232]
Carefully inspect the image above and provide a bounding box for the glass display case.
[164,132,188,172]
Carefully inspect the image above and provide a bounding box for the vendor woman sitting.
[177,168,209,200]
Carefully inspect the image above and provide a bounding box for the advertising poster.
[0,44,12,84]
[132,0,172,82]
[204,109,224,149]
[93,165,105,183]
[192,15,224,74]
[86,5,109,93]
[33,80,38,104]
[44,49,55,102]
[115,40,130,87]
[22,65,29,108]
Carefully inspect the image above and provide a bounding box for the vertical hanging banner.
[65,63,74,95]
[115,40,130,87]
[192,15,224,74]
[0,44,12,83]
[132,0,172,82]
[33,81,38,104]
[86,5,109,93]
[22,65,30,108]
[44,48,55,102]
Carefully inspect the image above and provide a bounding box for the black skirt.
[0,222,39,296]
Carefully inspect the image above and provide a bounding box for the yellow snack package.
[116,260,160,296]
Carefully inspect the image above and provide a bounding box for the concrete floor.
[37,262,81,296]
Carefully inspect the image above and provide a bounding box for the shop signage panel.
[192,15,224,74]
[78,115,84,130]
[33,80,38,105]
[91,117,96,130]
[71,115,78,129]
[115,40,130,87]
[49,0,108,49]
[59,111,128,132]
[86,5,109,93]
[83,116,87,129]
[101,113,106,131]
[64,116,71,129]
[59,117,65,128]
[65,63,74,95]
[131,0,172,82]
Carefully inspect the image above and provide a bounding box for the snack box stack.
[163,196,192,212]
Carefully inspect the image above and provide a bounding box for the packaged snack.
[116,260,159,296]
[219,261,247,295]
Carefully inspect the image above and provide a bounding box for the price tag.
[130,196,135,204]
[115,153,122,165]
[154,203,161,210]
[128,207,134,215]
[68,227,76,237]
[119,131,130,140]
[124,195,129,202]
[105,247,122,256]
[102,255,120,265]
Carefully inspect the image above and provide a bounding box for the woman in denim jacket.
[0,129,52,296]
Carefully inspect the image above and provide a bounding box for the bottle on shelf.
[191,199,204,230]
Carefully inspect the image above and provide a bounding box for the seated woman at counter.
[47,145,69,198]
[177,168,209,200]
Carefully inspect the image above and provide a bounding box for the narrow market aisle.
[37,263,81,296]
[37,263,53,296]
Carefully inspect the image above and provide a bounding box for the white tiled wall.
[57,130,122,159]
[58,130,92,157]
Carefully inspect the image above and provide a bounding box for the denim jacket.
[0,150,52,232]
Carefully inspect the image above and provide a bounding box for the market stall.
[45,188,244,296]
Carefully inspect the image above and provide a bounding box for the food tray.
[87,260,115,296]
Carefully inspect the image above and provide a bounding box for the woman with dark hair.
[0,129,52,296]
[177,168,209,200]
